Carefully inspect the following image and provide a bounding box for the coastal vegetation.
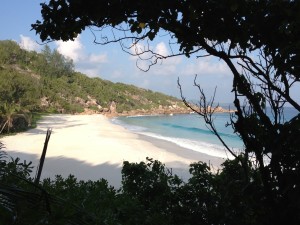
[0,146,264,225]
[0,0,299,224]
[0,40,187,134]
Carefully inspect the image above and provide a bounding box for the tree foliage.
[0,150,272,225]
[0,146,98,225]
[32,1,300,224]
[40,45,74,78]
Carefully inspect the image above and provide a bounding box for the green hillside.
[0,40,186,133]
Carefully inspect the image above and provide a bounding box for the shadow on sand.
[25,115,86,135]
[4,151,193,189]
[5,151,123,188]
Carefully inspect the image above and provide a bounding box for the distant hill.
[0,40,189,133]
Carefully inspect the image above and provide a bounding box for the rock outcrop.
[41,94,234,117]
[109,101,117,114]
[113,104,235,117]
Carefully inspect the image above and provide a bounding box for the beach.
[0,114,225,188]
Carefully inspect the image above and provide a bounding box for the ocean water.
[111,107,298,159]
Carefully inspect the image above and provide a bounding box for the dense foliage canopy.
[0,147,267,225]
[31,1,300,224]
[33,0,300,77]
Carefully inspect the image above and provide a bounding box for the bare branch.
[178,76,238,159]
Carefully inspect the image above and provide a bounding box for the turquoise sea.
[112,107,298,159]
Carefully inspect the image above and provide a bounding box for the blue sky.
[1,0,235,103]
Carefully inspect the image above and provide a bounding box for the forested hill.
[0,39,190,133]
[0,40,188,118]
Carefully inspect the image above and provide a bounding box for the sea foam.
[139,131,236,160]
[112,117,236,159]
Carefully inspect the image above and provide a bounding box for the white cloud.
[182,57,231,77]
[19,35,41,52]
[130,41,182,76]
[154,42,169,56]
[55,35,108,77]
[130,42,146,56]
[151,42,182,76]
[88,54,107,63]
[129,43,153,72]
[56,37,83,62]
[151,58,182,76]
[78,68,100,77]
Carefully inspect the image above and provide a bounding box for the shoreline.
[137,133,225,169]
[0,114,226,188]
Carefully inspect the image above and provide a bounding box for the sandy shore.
[0,114,225,188]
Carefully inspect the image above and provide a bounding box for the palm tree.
[0,102,20,133]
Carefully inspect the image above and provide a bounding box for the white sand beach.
[0,114,225,188]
